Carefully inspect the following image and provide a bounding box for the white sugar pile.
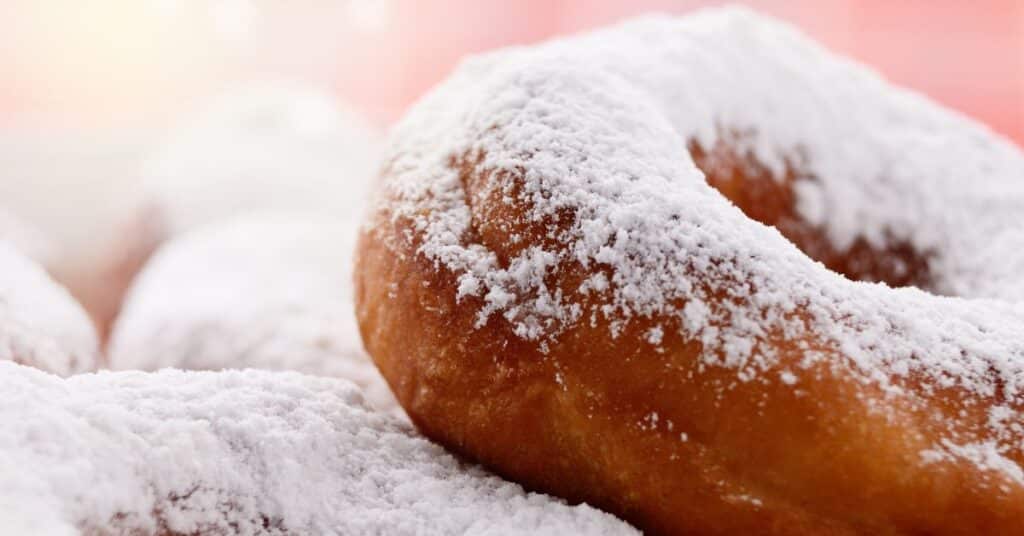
[109,215,399,415]
[0,362,635,535]
[0,243,97,376]
[142,82,380,235]
[375,6,1024,481]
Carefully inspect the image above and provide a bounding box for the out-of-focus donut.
[356,8,1024,535]
[0,126,152,340]
[0,209,57,267]
[0,243,98,375]
[108,214,399,415]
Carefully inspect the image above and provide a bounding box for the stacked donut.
[356,7,1024,535]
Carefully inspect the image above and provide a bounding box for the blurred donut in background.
[0,362,634,535]
[108,214,399,415]
[0,209,57,268]
[78,82,380,339]
[0,242,98,376]
[141,82,379,234]
[54,204,166,350]
[0,125,152,342]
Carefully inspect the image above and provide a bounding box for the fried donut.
[0,243,98,375]
[356,8,1024,535]
[108,214,400,415]
[0,362,634,534]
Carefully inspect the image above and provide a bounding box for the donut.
[108,214,400,415]
[0,209,57,267]
[355,8,1024,535]
[0,242,98,375]
[0,126,152,338]
[90,83,379,342]
[0,362,635,534]
[141,82,378,235]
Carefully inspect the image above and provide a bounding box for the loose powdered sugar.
[374,7,1024,481]
[0,362,635,535]
[108,214,401,416]
[0,243,97,375]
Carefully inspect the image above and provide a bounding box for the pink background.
[2,1,1023,142]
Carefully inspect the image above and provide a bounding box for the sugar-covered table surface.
[0,362,635,535]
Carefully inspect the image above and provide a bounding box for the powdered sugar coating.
[0,362,634,534]
[374,7,1024,481]
[109,215,399,415]
[0,243,98,375]
[142,82,379,234]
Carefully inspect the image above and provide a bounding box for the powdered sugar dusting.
[921,440,1024,488]
[0,243,98,375]
[0,362,635,534]
[372,6,1024,483]
[109,215,400,416]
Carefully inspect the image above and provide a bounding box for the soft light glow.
[211,0,259,43]
[346,0,393,32]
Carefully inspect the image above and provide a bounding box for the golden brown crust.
[356,149,1024,535]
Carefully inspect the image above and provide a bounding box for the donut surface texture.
[356,7,1024,535]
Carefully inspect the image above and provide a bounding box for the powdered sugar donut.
[0,209,57,267]
[57,205,166,343]
[109,215,398,415]
[90,83,379,340]
[0,243,98,375]
[357,8,1024,535]
[0,125,154,340]
[0,362,635,534]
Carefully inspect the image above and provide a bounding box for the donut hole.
[688,138,932,289]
